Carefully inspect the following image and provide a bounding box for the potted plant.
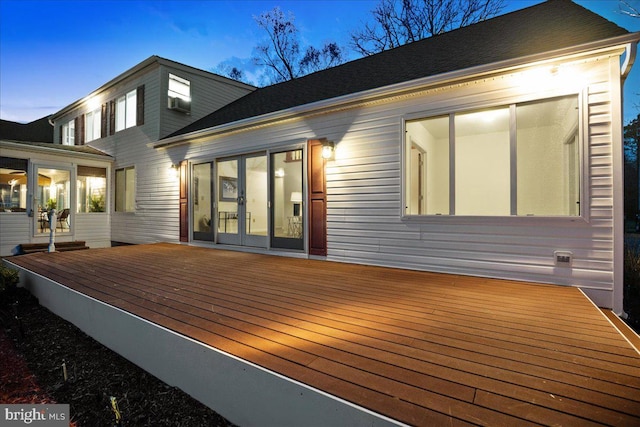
[46,199,57,211]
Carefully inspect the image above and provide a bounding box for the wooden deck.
[7,243,640,426]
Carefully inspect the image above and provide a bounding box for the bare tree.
[619,0,640,18]
[252,7,346,84]
[351,0,505,56]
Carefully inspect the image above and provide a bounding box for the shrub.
[0,264,20,293]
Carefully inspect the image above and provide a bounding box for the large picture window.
[405,95,580,217]
[115,166,135,212]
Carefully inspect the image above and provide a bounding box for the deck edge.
[5,259,407,427]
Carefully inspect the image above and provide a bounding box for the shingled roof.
[0,117,53,143]
[167,0,632,139]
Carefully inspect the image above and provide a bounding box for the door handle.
[238,196,245,206]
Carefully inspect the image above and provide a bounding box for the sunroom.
[0,141,113,256]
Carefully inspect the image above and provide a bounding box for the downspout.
[616,42,638,316]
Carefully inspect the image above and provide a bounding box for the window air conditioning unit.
[168,96,191,114]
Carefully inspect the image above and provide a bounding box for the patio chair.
[57,208,70,231]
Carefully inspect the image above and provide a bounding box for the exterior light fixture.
[169,164,179,179]
[321,140,335,159]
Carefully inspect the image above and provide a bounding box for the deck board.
[8,243,640,426]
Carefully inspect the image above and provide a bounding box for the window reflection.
[0,157,28,212]
[77,166,106,213]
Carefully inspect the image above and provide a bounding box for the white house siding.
[159,66,256,139]
[0,213,30,255]
[51,60,253,246]
[322,54,622,310]
[175,51,624,310]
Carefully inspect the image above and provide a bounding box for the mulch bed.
[0,288,236,426]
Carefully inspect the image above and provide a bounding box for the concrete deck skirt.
[12,263,403,427]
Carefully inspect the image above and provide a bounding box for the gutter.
[621,41,637,80]
[150,32,640,150]
[0,140,114,162]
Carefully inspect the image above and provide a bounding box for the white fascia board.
[50,56,255,123]
[151,33,640,150]
[0,140,114,162]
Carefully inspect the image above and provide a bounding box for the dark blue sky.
[1,0,638,124]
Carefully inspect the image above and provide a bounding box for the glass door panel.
[216,158,240,245]
[193,162,213,241]
[216,154,268,247]
[271,149,304,250]
[36,167,71,235]
[243,154,268,247]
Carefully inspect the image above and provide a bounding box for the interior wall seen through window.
[405,95,580,217]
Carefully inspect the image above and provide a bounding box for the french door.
[34,166,71,235]
[192,148,306,251]
[216,154,268,247]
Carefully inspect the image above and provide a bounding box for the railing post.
[48,208,57,253]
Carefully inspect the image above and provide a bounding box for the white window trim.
[85,108,101,143]
[62,119,75,146]
[401,90,588,224]
[115,166,135,213]
[115,89,137,132]
[168,73,191,101]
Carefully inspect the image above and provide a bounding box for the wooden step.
[19,241,89,255]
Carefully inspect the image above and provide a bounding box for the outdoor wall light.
[169,164,179,179]
[321,140,335,159]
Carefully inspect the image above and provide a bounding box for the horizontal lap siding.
[325,59,617,295]
[84,64,253,245]
[73,214,111,249]
[0,214,30,255]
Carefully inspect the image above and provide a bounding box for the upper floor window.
[116,89,137,132]
[85,108,101,142]
[405,94,580,217]
[168,73,191,113]
[61,119,75,145]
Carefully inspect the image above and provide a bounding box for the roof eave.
[151,32,640,150]
[49,56,256,122]
[0,140,114,162]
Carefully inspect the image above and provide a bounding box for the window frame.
[85,107,101,142]
[0,157,29,213]
[115,89,137,132]
[115,166,135,213]
[77,165,107,213]
[168,73,191,101]
[402,91,586,222]
[61,119,75,145]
